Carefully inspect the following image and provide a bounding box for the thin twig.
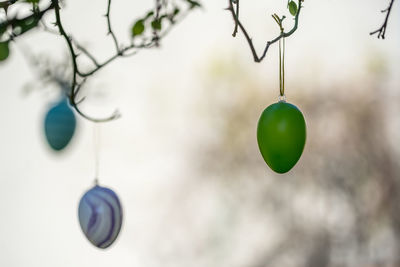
[105,0,120,53]
[50,0,198,122]
[41,20,102,70]
[370,0,396,39]
[75,7,192,78]
[232,0,239,36]
[227,0,303,63]
[39,20,59,35]
[53,0,118,122]
[76,41,154,77]
[74,41,101,67]
[52,0,77,97]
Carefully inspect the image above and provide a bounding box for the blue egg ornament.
[44,98,76,151]
[78,185,123,249]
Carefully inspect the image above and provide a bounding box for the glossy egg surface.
[78,185,123,249]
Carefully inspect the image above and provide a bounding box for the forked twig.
[227,0,303,62]
[370,0,396,39]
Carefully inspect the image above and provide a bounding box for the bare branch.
[75,6,194,78]
[74,41,101,67]
[105,0,120,53]
[1,0,200,123]
[52,0,118,122]
[370,0,396,39]
[232,0,239,36]
[227,0,303,63]
[49,0,198,122]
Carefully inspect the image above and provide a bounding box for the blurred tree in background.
[147,55,400,267]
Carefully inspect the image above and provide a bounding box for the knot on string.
[278,94,287,102]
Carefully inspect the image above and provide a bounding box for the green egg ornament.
[257,100,306,173]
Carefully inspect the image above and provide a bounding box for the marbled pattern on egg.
[78,185,123,249]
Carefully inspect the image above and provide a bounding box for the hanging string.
[279,37,282,96]
[279,36,286,99]
[93,123,101,185]
[282,36,285,97]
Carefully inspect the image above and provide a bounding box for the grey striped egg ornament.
[78,185,123,249]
